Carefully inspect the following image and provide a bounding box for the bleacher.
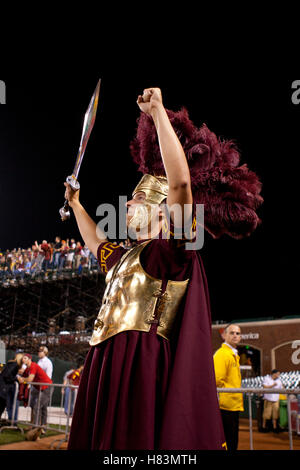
[242,371,300,389]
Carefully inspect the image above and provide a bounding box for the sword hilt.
[59,200,71,221]
[66,174,80,191]
[59,175,80,221]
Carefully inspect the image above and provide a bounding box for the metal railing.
[1,383,299,450]
[217,387,300,450]
[0,381,78,449]
[0,381,21,433]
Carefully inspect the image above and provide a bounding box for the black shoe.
[273,427,280,433]
[261,427,269,433]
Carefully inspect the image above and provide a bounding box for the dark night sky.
[0,71,299,323]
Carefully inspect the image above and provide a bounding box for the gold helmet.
[128,174,168,231]
[132,174,168,205]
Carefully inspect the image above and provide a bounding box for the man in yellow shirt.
[213,324,244,451]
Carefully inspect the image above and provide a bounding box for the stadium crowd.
[0,236,99,284]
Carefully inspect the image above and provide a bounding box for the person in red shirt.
[18,353,52,432]
[40,240,51,271]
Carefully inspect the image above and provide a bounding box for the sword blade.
[72,78,101,180]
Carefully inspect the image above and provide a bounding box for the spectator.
[53,236,62,268]
[66,238,76,269]
[23,255,32,275]
[34,241,44,272]
[30,243,39,273]
[79,245,90,272]
[49,242,54,266]
[18,366,30,409]
[213,324,244,452]
[0,255,8,281]
[89,251,98,268]
[58,240,68,270]
[66,365,84,414]
[74,241,83,270]
[62,367,75,416]
[262,369,284,433]
[68,365,84,386]
[18,353,53,434]
[37,346,53,379]
[0,353,24,422]
[40,240,51,271]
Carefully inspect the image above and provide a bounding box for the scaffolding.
[0,268,106,363]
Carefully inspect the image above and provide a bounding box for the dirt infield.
[0,420,299,451]
[238,419,300,450]
[0,434,68,450]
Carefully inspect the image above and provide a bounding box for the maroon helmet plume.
[130,107,263,239]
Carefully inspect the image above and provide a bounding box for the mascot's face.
[126,191,162,237]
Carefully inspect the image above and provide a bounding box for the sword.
[59,78,101,221]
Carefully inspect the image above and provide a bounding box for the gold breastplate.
[89,240,189,346]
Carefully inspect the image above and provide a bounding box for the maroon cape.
[68,234,225,450]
